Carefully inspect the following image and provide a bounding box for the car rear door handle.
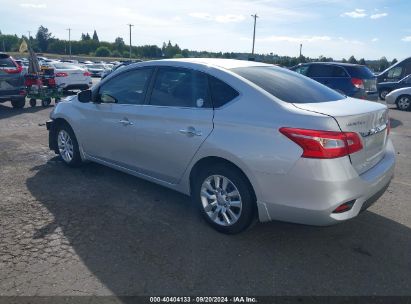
[119,119,134,126]
[179,127,202,137]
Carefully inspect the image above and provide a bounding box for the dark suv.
[290,62,378,101]
[0,53,26,108]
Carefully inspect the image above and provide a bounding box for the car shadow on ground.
[390,117,403,129]
[0,103,49,119]
[26,159,411,296]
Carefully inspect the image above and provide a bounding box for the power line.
[127,24,134,58]
[251,13,259,55]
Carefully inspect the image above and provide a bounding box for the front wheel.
[396,95,411,111]
[56,124,82,167]
[192,164,255,234]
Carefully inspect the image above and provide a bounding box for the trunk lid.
[293,98,389,174]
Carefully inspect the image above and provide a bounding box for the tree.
[359,58,366,66]
[36,25,52,52]
[92,30,99,42]
[114,37,125,52]
[81,33,91,41]
[391,58,398,66]
[341,58,347,63]
[348,55,357,64]
[379,56,389,71]
[95,46,111,57]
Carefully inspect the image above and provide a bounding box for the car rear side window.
[208,76,239,108]
[307,64,335,77]
[345,66,375,79]
[232,66,345,103]
[149,67,211,108]
[98,68,153,105]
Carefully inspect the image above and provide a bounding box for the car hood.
[386,87,411,97]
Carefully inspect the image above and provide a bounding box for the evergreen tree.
[92,30,99,42]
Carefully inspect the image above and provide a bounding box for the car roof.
[142,58,270,70]
[300,62,365,67]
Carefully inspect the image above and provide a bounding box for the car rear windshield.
[231,66,345,103]
[53,63,78,70]
[345,66,375,79]
[0,57,16,68]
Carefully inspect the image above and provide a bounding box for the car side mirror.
[78,89,92,103]
[100,93,117,103]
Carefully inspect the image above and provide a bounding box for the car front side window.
[149,67,211,108]
[98,68,153,105]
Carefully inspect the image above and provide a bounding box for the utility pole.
[66,28,72,58]
[251,13,259,55]
[127,24,134,58]
[299,43,302,57]
[28,31,31,39]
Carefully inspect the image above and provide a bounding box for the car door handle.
[119,119,134,126]
[179,127,202,137]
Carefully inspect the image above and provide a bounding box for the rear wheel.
[29,98,36,107]
[192,164,255,234]
[396,95,411,111]
[11,98,26,109]
[56,123,82,167]
[379,90,390,100]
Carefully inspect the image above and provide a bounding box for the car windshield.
[231,66,345,103]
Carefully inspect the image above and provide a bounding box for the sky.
[1,0,410,60]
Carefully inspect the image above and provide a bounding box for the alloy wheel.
[397,96,410,110]
[200,175,242,226]
[57,130,74,163]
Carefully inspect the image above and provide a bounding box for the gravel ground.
[0,95,410,296]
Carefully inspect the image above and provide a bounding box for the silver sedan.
[46,59,395,234]
[385,87,411,111]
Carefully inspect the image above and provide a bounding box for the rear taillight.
[83,71,91,77]
[4,58,23,74]
[55,72,68,77]
[279,128,363,159]
[351,78,364,90]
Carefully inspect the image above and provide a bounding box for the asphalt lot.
[0,87,410,296]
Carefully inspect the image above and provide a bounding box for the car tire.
[55,123,82,167]
[42,98,51,107]
[29,98,36,107]
[11,98,26,109]
[379,90,390,100]
[192,163,256,234]
[396,95,411,111]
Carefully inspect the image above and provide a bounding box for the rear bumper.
[0,89,26,102]
[256,139,395,225]
[352,91,378,101]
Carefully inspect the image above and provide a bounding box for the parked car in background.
[47,58,394,234]
[290,62,378,100]
[14,60,28,75]
[0,53,26,108]
[85,63,110,77]
[385,87,411,111]
[377,57,411,84]
[101,62,132,79]
[378,74,411,100]
[51,62,92,91]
